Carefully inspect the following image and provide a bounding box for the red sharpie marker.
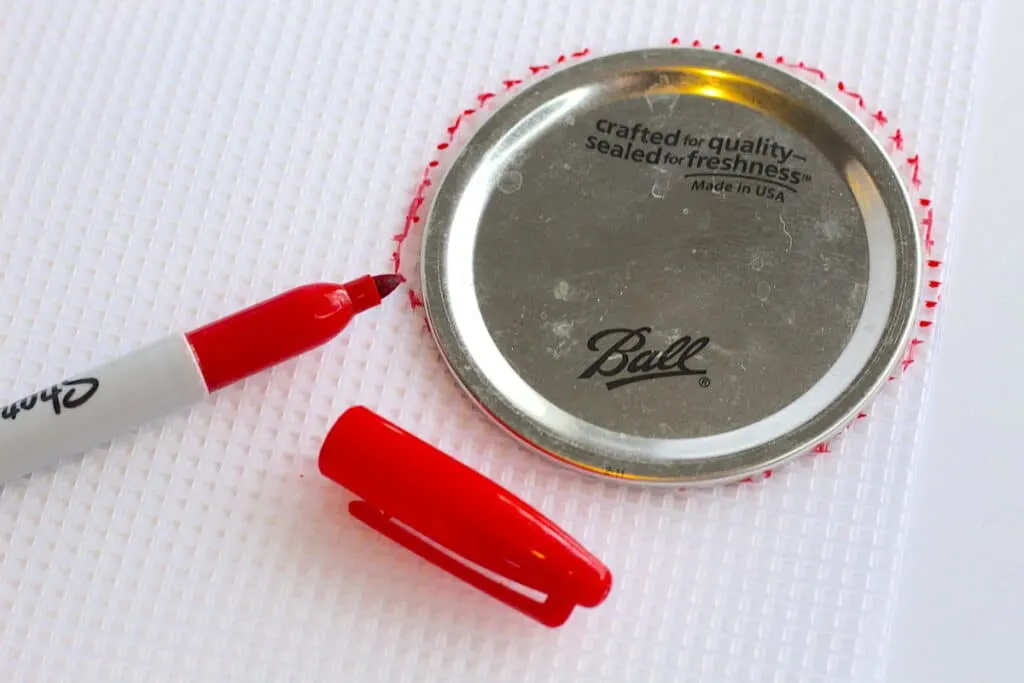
[0,274,402,485]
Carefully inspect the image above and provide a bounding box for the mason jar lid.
[420,48,921,486]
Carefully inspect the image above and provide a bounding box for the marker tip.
[372,274,403,299]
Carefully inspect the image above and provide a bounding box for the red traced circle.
[389,39,941,486]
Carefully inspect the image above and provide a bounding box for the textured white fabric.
[0,1,988,681]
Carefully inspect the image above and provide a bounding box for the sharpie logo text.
[578,327,709,390]
[1,377,100,421]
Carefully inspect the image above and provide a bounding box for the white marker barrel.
[0,334,209,485]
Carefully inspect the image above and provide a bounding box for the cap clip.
[318,406,612,628]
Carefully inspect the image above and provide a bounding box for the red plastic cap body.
[318,406,613,627]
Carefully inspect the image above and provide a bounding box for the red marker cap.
[318,406,613,627]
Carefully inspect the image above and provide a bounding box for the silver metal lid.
[420,48,921,486]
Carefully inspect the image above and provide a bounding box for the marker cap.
[317,405,613,627]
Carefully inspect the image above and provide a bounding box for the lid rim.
[420,47,922,485]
